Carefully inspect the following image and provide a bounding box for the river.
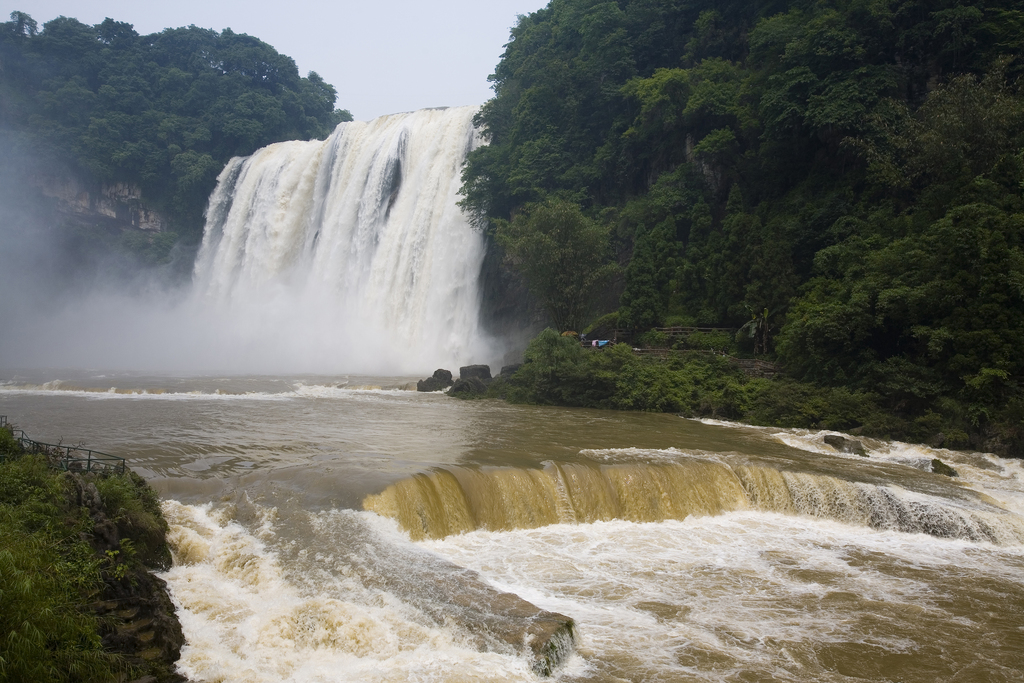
[2,370,1023,682]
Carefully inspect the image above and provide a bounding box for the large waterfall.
[192,106,492,374]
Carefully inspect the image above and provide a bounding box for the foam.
[160,501,540,683]
[421,513,1024,682]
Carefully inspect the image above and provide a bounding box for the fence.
[653,326,738,337]
[0,415,127,474]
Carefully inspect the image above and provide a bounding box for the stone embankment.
[72,473,185,683]
[1,417,184,682]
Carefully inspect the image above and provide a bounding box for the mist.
[0,112,502,377]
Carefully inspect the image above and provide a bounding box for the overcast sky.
[7,0,548,120]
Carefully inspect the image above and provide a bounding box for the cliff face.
[32,168,167,233]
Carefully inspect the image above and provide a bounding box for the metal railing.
[0,416,127,474]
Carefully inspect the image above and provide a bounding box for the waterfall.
[364,459,1024,545]
[191,106,491,374]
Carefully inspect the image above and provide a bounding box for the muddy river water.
[2,370,1023,682]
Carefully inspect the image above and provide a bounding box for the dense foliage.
[497,329,903,435]
[464,0,1024,453]
[0,451,121,682]
[0,426,173,681]
[0,11,351,240]
[494,198,618,331]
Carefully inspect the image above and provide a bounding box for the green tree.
[495,198,617,332]
[0,13,351,240]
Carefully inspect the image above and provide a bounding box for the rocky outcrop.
[823,434,868,457]
[500,363,523,377]
[32,168,167,232]
[447,365,493,396]
[71,472,185,683]
[460,365,493,381]
[931,458,959,477]
[449,376,489,395]
[417,369,454,392]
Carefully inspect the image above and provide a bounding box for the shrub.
[0,456,124,682]
[94,471,171,570]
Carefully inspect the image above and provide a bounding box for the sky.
[7,0,549,121]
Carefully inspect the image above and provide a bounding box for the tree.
[494,198,617,332]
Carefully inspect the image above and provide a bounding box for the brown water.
[3,370,1023,682]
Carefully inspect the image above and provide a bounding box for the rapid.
[1,374,1023,682]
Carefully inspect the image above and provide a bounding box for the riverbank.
[0,422,183,683]
[478,329,1023,459]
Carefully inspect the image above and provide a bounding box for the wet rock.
[500,363,522,377]
[332,513,578,676]
[449,377,488,395]
[417,369,453,392]
[927,432,946,448]
[68,472,185,682]
[98,570,185,682]
[460,364,492,381]
[823,434,868,457]
[931,458,958,477]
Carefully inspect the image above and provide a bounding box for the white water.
[191,106,493,373]
[4,375,1024,681]
[0,108,494,375]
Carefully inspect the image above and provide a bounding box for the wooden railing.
[653,326,738,336]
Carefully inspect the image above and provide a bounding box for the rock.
[927,432,946,448]
[417,369,454,392]
[500,363,522,377]
[449,377,488,395]
[931,458,958,477]
[460,364,492,381]
[823,434,868,457]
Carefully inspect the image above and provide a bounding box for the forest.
[3,4,1024,454]
[466,0,1024,455]
[0,11,350,242]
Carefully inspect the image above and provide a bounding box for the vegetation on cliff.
[0,11,351,245]
[493,329,920,442]
[464,0,1024,456]
[0,424,182,682]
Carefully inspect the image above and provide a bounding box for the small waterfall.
[191,106,490,373]
[364,459,1024,545]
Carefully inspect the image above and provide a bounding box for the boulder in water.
[931,458,959,477]
[417,369,454,392]
[460,364,492,381]
[823,434,868,457]
[449,377,488,395]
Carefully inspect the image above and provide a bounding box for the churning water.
[2,373,1023,682]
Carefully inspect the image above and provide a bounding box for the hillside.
[0,11,351,254]
[464,0,1024,454]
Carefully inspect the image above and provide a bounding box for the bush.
[0,456,124,682]
[0,423,22,458]
[503,329,1024,454]
[635,329,670,348]
[94,471,171,570]
[676,331,733,353]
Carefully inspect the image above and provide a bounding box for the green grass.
[0,452,125,682]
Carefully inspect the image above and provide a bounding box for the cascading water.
[363,456,1024,545]
[191,106,492,374]
[5,377,1024,681]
